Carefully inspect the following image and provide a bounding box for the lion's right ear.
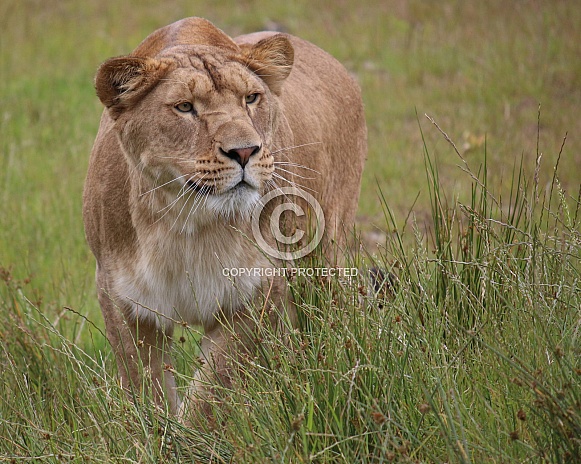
[242,35,294,96]
[95,56,170,119]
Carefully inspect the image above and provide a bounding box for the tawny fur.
[83,17,367,417]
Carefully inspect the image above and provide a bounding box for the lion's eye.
[245,93,260,105]
[175,102,194,113]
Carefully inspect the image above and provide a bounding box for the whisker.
[170,186,198,232]
[264,177,301,207]
[269,178,295,205]
[157,172,209,213]
[270,142,323,155]
[153,173,208,226]
[139,173,190,197]
[182,184,211,231]
[156,182,191,214]
[151,185,191,226]
[274,161,321,175]
[274,166,316,180]
[272,172,319,195]
[180,179,211,233]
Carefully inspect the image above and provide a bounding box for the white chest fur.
[112,222,262,330]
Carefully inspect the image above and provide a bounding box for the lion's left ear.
[243,35,294,95]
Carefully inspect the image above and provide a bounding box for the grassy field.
[1,0,580,462]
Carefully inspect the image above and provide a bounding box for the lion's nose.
[221,145,261,168]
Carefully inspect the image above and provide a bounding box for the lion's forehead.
[163,51,257,97]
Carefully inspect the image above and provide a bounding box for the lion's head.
[95,24,293,221]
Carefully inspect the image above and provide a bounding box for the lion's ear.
[243,35,294,95]
[95,56,170,119]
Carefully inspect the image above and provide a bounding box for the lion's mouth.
[185,179,255,195]
[233,180,251,189]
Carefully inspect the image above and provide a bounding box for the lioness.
[83,17,366,416]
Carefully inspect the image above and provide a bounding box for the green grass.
[1,0,580,462]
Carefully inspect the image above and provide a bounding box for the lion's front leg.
[97,284,179,414]
[125,313,180,414]
[178,314,245,423]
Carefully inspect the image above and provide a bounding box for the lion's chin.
[205,182,261,220]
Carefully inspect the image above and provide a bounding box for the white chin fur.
[205,184,261,220]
